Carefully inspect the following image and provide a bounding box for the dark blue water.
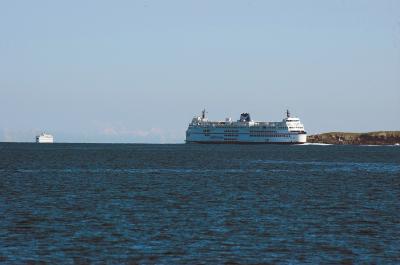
[0,143,399,264]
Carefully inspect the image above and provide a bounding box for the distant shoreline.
[1,132,400,145]
[307,131,400,145]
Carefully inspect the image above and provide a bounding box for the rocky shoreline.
[307,131,400,145]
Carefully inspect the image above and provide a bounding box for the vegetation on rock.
[307,131,400,145]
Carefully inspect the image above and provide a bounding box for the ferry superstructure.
[186,110,307,144]
[35,133,54,143]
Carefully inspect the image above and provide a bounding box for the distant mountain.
[307,131,400,145]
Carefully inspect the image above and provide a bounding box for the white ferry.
[35,133,54,143]
[186,110,307,144]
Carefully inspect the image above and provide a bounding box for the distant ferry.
[36,133,54,143]
[186,110,307,144]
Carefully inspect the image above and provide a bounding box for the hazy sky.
[1,0,399,143]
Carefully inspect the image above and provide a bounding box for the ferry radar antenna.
[286,109,291,118]
[201,109,207,119]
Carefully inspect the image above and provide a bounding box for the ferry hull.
[185,133,307,144]
[36,134,54,143]
[186,141,306,144]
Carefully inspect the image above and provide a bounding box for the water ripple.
[0,143,399,264]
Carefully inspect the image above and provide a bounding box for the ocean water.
[0,143,399,264]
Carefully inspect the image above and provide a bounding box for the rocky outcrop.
[307,131,400,145]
